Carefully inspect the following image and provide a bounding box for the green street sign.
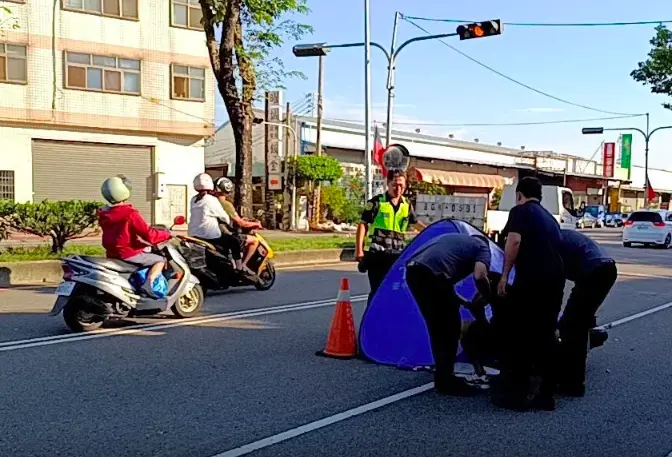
[621,133,632,170]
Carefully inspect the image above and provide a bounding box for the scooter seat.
[79,256,140,273]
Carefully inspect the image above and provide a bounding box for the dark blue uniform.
[497,200,565,408]
[557,229,617,395]
[406,234,491,396]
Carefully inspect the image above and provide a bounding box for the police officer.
[405,233,492,396]
[495,176,565,411]
[355,169,425,303]
[557,229,617,397]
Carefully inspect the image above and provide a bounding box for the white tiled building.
[0,0,215,224]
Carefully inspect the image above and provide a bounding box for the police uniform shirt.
[360,193,419,226]
[559,229,613,282]
[408,234,491,285]
[505,200,564,282]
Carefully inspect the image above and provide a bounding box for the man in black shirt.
[494,176,565,411]
[557,229,617,397]
[405,233,492,396]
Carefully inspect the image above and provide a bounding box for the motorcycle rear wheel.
[254,262,276,291]
[171,284,204,318]
[63,298,105,332]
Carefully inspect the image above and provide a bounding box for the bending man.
[405,233,491,396]
[557,229,617,397]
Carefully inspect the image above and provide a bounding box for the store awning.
[413,167,512,189]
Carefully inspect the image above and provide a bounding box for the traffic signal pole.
[582,114,672,209]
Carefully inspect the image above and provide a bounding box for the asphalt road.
[1,228,671,457]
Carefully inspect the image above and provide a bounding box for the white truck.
[415,184,578,243]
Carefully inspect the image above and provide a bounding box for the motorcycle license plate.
[55,281,76,296]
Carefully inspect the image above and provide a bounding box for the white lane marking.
[209,300,672,457]
[0,295,367,352]
[211,383,434,457]
[596,301,672,330]
[617,272,672,280]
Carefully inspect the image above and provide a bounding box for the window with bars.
[65,52,141,94]
[63,0,138,19]
[171,0,203,30]
[0,171,15,201]
[171,64,205,101]
[0,44,27,84]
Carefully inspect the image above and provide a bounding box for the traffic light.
[582,127,605,135]
[456,20,502,40]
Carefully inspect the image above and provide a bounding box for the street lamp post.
[582,114,672,208]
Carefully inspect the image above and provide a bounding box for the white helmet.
[193,173,214,191]
[101,175,132,204]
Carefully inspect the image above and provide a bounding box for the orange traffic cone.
[316,278,357,359]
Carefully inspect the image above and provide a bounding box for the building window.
[65,52,141,95]
[0,44,27,84]
[0,171,15,201]
[171,64,205,101]
[171,0,203,30]
[63,0,139,19]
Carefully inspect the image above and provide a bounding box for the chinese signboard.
[265,91,283,191]
[620,133,632,177]
[603,142,615,178]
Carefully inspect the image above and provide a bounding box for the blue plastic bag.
[130,268,168,298]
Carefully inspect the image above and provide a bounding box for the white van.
[486,184,578,240]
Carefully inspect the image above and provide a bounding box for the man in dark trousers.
[356,169,425,303]
[495,176,565,411]
[557,229,617,397]
[405,233,492,396]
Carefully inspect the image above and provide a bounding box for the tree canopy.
[631,24,672,110]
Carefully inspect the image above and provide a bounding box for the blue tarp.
[359,219,516,369]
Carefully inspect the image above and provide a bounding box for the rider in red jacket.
[98,176,171,297]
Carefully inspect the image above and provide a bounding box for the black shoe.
[589,329,608,349]
[435,375,483,397]
[531,394,556,411]
[491,394,531,412]
[557,383,585,397]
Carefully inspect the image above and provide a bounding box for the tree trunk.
[200,0,254,218]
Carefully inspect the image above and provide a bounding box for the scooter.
[49,226,204,333]
[173,216,276,293]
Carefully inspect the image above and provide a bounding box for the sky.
[214,0,672,170]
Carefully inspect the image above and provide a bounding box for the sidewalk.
[1,229,355,248]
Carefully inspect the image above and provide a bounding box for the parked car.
[576,213,599,229]
[605,212,625,227]
[622,210,672,248]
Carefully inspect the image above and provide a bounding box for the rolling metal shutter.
[32,140,154,222]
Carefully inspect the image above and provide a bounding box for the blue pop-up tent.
[358,219,516,369]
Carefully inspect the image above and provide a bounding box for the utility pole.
[282,101,292,230]
[364,0,373,200]
[385,11,400,147]
[311,54,325,227]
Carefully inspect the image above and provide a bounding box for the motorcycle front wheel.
[63,298,105,332]
[171,284,204,318]
[254,262,276,291]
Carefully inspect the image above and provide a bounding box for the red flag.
[372,125,387,177]
[647,177,656,202]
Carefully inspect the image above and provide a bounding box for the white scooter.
[49,228,204,332]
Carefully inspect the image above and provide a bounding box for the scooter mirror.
[173,215,186,226]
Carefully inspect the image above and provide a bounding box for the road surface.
[0,228,671,457]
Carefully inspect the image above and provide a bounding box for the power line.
[325,114,641,128]
[402,18,647,118]
[401,15,672,27]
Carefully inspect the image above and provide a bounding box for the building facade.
[0,0,215,224]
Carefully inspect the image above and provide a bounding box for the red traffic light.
[457,20,502,40]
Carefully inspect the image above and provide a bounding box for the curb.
[0,248,357,287]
